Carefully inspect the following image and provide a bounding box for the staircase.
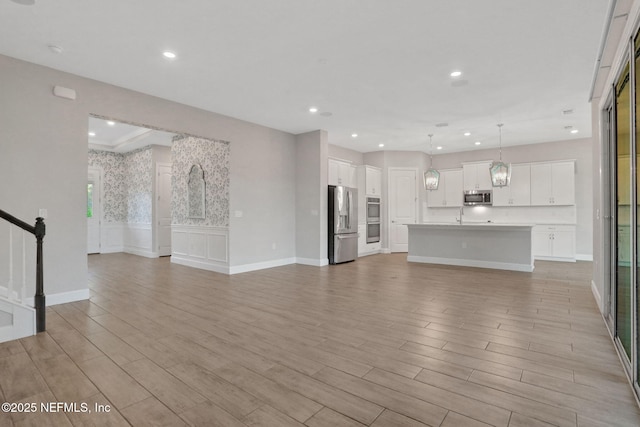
[0,296,35,343]
[0,209,45,343]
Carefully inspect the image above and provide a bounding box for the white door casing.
[156,162,172,257]
[389,168,417,253]
[87,167,102,254]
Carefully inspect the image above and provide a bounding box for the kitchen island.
[407,223,535,272]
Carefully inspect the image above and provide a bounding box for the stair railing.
[0,209,45,333]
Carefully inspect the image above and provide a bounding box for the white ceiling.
[0,0,611,154]
[87,117,177,153]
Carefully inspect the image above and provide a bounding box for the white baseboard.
[591,279,603,313]
[381,248,391,254]
[296,257,329,267]
[229,257,297,274]
[124,247,159,258]
[576,254,594,261]
[407,255,534,272]
[171,256,229,274]
[23,288,90,307]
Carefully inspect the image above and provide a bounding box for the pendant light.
[423,134,440,190]
[490,123,511,187]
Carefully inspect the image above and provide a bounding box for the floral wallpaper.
[88,149,126,223]
[124,147,153,224]
[172,135,230,227]
[88,147,153,224]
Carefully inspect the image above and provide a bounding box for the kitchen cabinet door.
[551,230,575,258]
[509,163,531,206]
[444,169,463,207]
[551,162,575,205]
[426,169,462,207]
[530,161,574,205]
[328,159,356,187]
[530,163,553,205]
[463,162,492,191]
[532,225,575,260]
[365,167,382,195]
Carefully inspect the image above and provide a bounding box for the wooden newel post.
[34,217,45,333]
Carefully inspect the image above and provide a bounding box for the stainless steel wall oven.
[366,197,380,243]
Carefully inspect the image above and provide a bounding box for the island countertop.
[406,223,534,272]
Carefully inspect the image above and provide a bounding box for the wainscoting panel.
[171,225,229,274]
[101,223,124,253]
[124,223,155,258]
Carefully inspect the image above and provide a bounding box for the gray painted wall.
[295,130,328,263]
[0,54,298,300]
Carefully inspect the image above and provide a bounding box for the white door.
[156,163,172,257]
[389,168,417,252]
[87,167,102,254]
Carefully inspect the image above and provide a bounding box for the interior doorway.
[388,168,417,252]
[156,162,172,256]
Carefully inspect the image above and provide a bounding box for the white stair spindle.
[8,226,13,301]
[21,230,26,303]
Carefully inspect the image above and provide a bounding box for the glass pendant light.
[490,123,511,187]
[423,134,440,190]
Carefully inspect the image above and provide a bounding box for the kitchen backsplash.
[423,203,577,224]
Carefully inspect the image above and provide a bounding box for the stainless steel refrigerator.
[328,185,358,264]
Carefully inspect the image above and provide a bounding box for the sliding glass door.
[615,61,633,363]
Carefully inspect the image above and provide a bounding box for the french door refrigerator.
[328,185,358,264]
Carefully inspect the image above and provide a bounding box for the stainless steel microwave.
[463,190,492,206]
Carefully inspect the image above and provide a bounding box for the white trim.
[171,256,229,274]
[534,256,576,263]
[576,254,594,261]
[407,255,534,272]
[592,279,603,313]
[88,166,104,254]
[381,248,391,254]
[23,288,90,307]
[0,298,35,343]
[171,225,229,271]
[229,257,297,274]
[295,257,328,267]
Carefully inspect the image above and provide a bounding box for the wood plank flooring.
[1,253,639,426]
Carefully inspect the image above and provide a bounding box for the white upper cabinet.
[427,169,463,207]
[328,158,357,187]
[463,161,493,191]
[530,161,575,206]
[365,166,382,195]
[492,163,531,206]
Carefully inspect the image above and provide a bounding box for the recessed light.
[162,51,176,59]
[378,143,384,147]
[436,146,443,150]
[475,141,481,145]
[351,133,358,138]
[464,132,471,136]
[88,132,96,137]
[570,129,579,134]
[106,121,115,126]
[450,71,462,77]
[309,107,318,113]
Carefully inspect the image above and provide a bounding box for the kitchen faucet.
[457,206,464,224]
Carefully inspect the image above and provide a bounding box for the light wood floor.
[1,253,639,427]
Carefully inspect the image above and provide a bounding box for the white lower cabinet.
[358,224,381,256]
[532,225,575,261]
